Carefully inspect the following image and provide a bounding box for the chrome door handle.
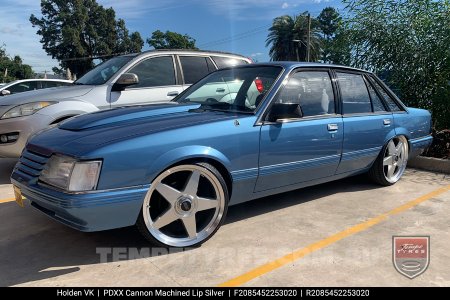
[327,124,338,131]
[167,91,179,97]
[216,88,225,93]
[383,119,391,125]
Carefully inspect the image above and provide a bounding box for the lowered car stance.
[11,63,432,247]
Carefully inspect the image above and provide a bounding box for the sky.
[0,0,343,73]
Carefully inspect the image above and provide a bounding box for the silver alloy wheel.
[383,136,408,183]
[142,164,226,247]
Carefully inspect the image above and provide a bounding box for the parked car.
[0,50,251,158]
[0,79,73,96]
[11,62,432,247]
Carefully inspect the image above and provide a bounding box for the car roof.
[123,49,251,60]
[233,61,370,73]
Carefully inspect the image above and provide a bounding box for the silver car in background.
[0,50,251,157]
[0,79,73,96]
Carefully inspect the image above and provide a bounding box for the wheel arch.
[392,126,412,153]
[40,100,99,125]
[147,146,233,198]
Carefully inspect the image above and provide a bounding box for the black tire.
[136,162,229,248]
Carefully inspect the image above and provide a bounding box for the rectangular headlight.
[68,161,102,191]
[39,155,102,192]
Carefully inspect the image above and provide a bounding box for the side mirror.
[112,73,139,91]
[1,89,11,96]
[268,103,303,122]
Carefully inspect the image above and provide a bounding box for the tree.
[0,45,34,82]
[30,0,144,77]
[318,7,345,63]
[318,7,341,39]
[343,0,450,129]
[129,32,145,53]
[266,12,321,62]
[147,30,198,49]
[115,19,144,54]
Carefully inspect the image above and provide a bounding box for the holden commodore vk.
[11,63,433,247]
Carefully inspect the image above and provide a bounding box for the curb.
[408,156,450,174]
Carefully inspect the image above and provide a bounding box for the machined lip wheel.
[142,164,226,247]
[383,136,408,183]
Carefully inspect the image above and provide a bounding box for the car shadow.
[0,158,17,185]
[0,174,379,286]
[225,175,378,224]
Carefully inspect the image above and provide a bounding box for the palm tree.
[266,13,322,62]
[266,15,296,61]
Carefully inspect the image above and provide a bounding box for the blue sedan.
[11,63,433,247]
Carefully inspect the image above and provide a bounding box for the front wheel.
[368,136,409,186]
[136,163,229,247]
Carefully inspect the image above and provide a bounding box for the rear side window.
[211,56,248,69]
[276,71,335,117]
[370,76,403,111]
[365,79,387,112]
[128,56,176,88]
[42,81,57,88]
[337,72,372,114]
[179,56,211,84]
[41,81,67,88]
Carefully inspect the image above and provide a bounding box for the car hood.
[0,85,93,106]
[27,103,242,156]
[59,103,200,131]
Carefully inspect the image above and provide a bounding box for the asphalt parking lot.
[0,158,449,287]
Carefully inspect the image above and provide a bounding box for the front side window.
[128,56,176,88]
[276,71,335,117]
[337,72,372,114]
[8,81,38,93]
[176,66,281,113]
[179,56,211,84]
[75,55,135,85]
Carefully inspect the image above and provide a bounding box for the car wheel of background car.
[137,162,229,248]
[368,135,409,186]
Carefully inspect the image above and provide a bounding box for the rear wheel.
[369,136,409,186]
[136,163,228,247]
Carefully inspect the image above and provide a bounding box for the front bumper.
[11,175,149,232]
[0,113,54,158]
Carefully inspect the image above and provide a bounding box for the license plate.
[13,186,24,207]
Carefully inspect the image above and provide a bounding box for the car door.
[334,71,393,174]
[110,55,183,107]
[255,69,343,192]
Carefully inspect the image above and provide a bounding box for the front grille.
[16,149,50,178]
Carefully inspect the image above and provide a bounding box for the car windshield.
[74,55,135,85]
[176,66,282,113]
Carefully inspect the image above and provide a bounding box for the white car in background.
[0,50,251,158]
[0,79,73,96]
